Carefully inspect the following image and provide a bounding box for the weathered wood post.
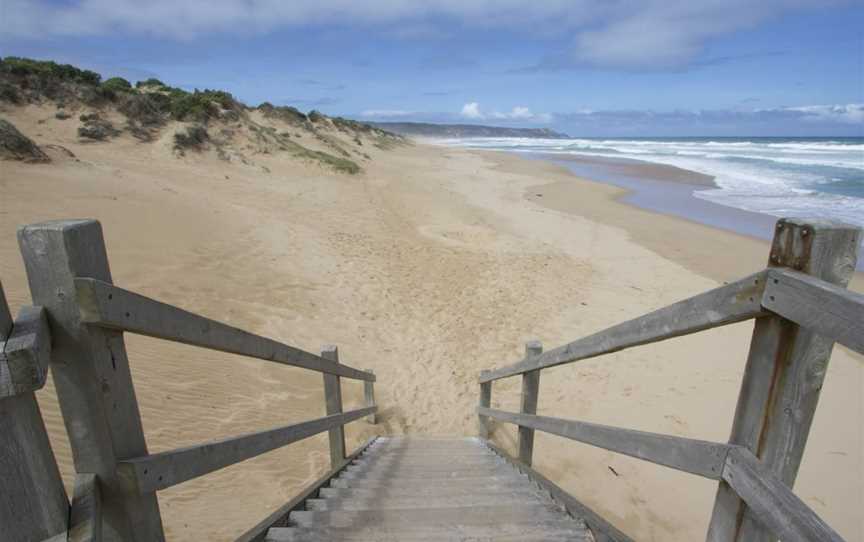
[364,369,376,424]
[478,370,492,439]
[321,345,346,468]
[707,218,861,542]
[518,341,542,466]
[0,282,69,542]
[18,220,165,541]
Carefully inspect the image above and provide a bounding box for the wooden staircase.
[4,217,861,542]
[264,437,595,541]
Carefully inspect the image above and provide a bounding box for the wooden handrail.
[75,278,375,381]
[479,407,730,479]
[477,218,860,542]
[721,447,844,542]
[118,406,376,494]
[9,219,383,540]
[479,271,768,383]
[479,409,849,542]
[762,268,864,355]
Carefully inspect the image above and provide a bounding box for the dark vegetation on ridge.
[0,57,404,173]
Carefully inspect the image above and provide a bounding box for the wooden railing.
[477,218,862,542]
[1,219,377,542]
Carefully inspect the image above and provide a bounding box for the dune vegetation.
[0,56,403,173]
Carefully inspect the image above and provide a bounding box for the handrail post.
[707,218,860,542]
[0,282,69,541]
[321,345,345,467]
[364,369,376,424]
[18,220,165,541]
[478,370,492,439]
[518,341,542,466]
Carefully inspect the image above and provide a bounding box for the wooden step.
[329,476,531,490]
[261,437,595,542]
[290,504,576,529]
[306,494,553,511]
[318,485,547,500]
[266,525,592,541]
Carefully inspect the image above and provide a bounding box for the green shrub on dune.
[308,110,326,123]
[136,78,167,89]
[169,89,238,122]
[0,57,101,85]
[119,92,171,125]
[0,56,398,172]
[101,77,132,93]
[258,102,308,124]
[173,124,210,152]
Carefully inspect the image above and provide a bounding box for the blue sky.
[1,0,862,136]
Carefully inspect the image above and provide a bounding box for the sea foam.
[440,137,864,232]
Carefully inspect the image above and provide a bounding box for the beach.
[1,106,861,541]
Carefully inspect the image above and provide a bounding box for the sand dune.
[1,105,861,540]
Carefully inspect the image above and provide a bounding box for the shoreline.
[484,149,864,279]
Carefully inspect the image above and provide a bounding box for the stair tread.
[306,494,555,511]
[319,486,546,499]
[262,437,594,541]
[290,504,578,527]
[266,525,592,541]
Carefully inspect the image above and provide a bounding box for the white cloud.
[461,102,552,123]
[784,104,864,124]
[0,0,843,69]
[460,102,483,119]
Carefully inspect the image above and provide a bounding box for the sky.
[1,0,862,136]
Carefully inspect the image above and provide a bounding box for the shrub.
[168,89,236,122]
[173,125,209,151]
[170,92,216,122]
[135,78,166,89]
[307,110,325,123]
[0,57,100,85]
[78,115,119,141]
[0,80,20,103]
[118,92,170,126]
[258,103,307,124]
[0,118,50,162]
[101,77,132,94]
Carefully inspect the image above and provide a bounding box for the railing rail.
[479,407,730,479]
[1,218,378,542]
[477,217,861,542]
[479,271,768,383]
[118,407,376,494]
[75,277,375,381]
[762,268,864,355]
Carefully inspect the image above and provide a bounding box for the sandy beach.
[1,105,861,540]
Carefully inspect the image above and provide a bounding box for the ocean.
[440,137,864,235]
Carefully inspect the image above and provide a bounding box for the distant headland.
[369,122,570,139]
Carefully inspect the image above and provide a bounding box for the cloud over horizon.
[461,102,553,123]
[358,103,864,136]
